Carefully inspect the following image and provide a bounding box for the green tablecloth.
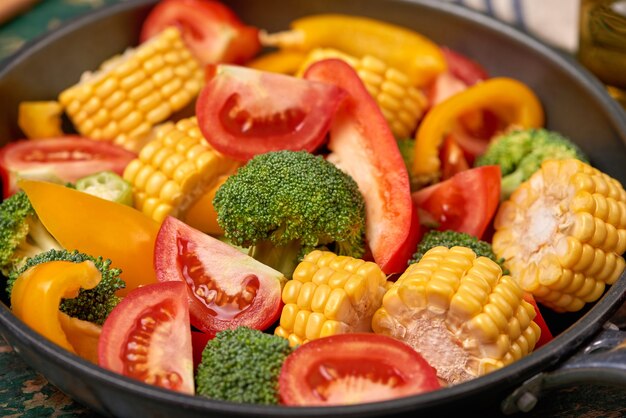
[0,0,121,61]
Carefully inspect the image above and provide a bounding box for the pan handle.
[500,323,626,414]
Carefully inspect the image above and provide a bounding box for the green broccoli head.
[196,326,292,404]
[7,249,125,325]
[213,150,366,276]
[475,129,588,199]
[0,191,61,276]
[409,230,507,273]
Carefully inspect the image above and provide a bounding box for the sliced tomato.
[278,333,440,406]
[304,58,414,274]
[196,64,346,161]
[98,281,194,394]
[154,216,286,336]
[140,0,260,65]
[440,134,470,180]
[411,165,501,239]
[523,293,554,349]
[427,71,468,108]
[0,136,136,198]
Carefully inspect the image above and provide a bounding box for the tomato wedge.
[98,281,194,394]
[304,59,414,274]
[427,47,488,108]
[140,0,260,65]
[196,64,346,161]
[154,216,286,336]
[0,136,136,198]
[412,165,501,239]
[441,47,489,86]
[440,134,470,180]
[278,333,440,406]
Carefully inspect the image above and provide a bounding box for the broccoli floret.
[409,230,507,273]
[0,191,61,276]
[213,150,366,277]
[196,326,292,404]
[7,249,125,325]
[475,128,588,199]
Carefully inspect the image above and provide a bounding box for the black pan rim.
[0,0,625,416]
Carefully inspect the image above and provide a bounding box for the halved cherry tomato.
[412,165,501,239]
[154,216,286,336]
[278,333,440,406]
[196,64,346,161]
[0,136,136,198]
[140,0,260,65]
[304,59,414,274]
[98,281,194,394]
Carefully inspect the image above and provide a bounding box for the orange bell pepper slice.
[19,179,160,295]
[59,312,102,363]
[262,14,446,87]
[246,50,307,75]
[11,260,101,353]
[412,77,544,182]
[183,174,230,235]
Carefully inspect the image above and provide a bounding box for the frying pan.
[0,0,625,416]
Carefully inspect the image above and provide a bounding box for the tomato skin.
[154,216,285,336]
[140,0,260,65]
[441,47,489,86]
[191,330,212,371]
[279,333,440,406]
[196,64,347,161]
[0,136,136,198]
[440,134,470,180]
[98,281,194,394]
[412,165,501,239]
[428,47,489,108]
[304,59,414,274]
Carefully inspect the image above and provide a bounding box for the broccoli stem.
[249,240,302,278]
[13,218,62,262]
[500,170,527,200]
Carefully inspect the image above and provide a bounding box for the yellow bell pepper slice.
[261,14,446,87]
[19,179,160,296]
[412,77,544,181]
[11,260,101,353]
[18,101,64,139]
[246,50,307,75]
[183,174,230,236]
[58,312,102,363]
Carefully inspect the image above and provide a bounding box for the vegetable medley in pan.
[1,0,625,407]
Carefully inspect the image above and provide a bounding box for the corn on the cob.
[123,117,239,223]
[372,246,541,385]
[58,27,204,151]
[492,159,626,312]
[297,48,427,138]
[274,250,389,347]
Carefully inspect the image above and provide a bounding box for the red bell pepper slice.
[304,59,415,274]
